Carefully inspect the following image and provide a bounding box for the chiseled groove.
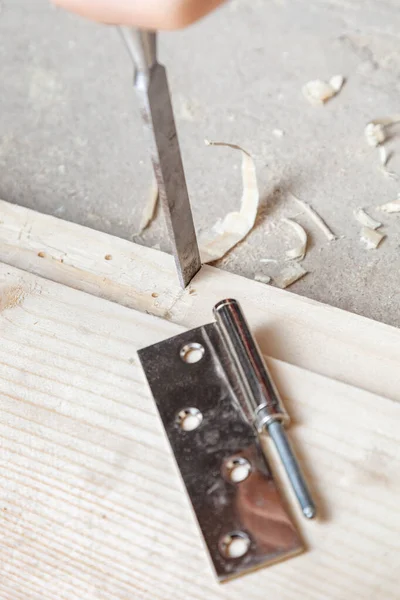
[2,459,203,557]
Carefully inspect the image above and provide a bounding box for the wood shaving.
[360,226,385,250]
[255,273,271,284]
[274,263,308,289]
[135,179,159,235]
[377,146,397,179]
[290,193,337,241]
[302,75,345,105]
[199,140,259,263]
[378,195,400,213]
[283,218,308,260]
[365,123,387,147]
[353,208,381,230]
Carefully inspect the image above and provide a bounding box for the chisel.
[120,28,201,288]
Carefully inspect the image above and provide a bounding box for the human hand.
[52,0,226,29]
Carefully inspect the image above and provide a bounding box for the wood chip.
[353,208,381,230]
[254,273,271,284]
[274,263,308,289]
[364,116,400,147]
[302,75,345,105]
[290,193,337,241]
[360,227,385,250]
[378,195,400,213]
[378,145,389,167]
[283,218,308,261]
[365,123,387,147]
[199,141,259,263]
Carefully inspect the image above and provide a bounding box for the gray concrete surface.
[1,0,400,326]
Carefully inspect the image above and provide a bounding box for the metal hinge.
[138,299,316,582]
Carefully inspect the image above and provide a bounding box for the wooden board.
[0,263,399,600]
[0,200,399,404]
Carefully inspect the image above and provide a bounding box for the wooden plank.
[0,200,399,403]
[0,263,399,599]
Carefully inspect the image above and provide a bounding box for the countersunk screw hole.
[177,408,203,431]
[180,343,205,364]
[225,457,252,483]
[219,532,251,559]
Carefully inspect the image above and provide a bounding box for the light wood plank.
[0,263,399,599]
[0,200,399,403]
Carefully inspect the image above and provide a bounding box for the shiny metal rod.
[214,298,316,519]
[268,420,316,519]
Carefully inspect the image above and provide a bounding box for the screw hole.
[219,532,251,559]
[180,343,205,364]
[177,408,203,431]
[224,457,252,483]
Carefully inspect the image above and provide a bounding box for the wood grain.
[0,200,399,404]
[0,264,399,599]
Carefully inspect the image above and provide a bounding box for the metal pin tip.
[303,505,317,519]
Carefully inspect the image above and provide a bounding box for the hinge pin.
[214,298,316,519]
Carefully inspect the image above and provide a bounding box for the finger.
[52,0,226,29]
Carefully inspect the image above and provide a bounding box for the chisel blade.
[134,63,201,287]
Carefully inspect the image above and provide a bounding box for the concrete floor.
[1,0,400,327]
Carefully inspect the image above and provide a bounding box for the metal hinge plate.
[139,319,303,581]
